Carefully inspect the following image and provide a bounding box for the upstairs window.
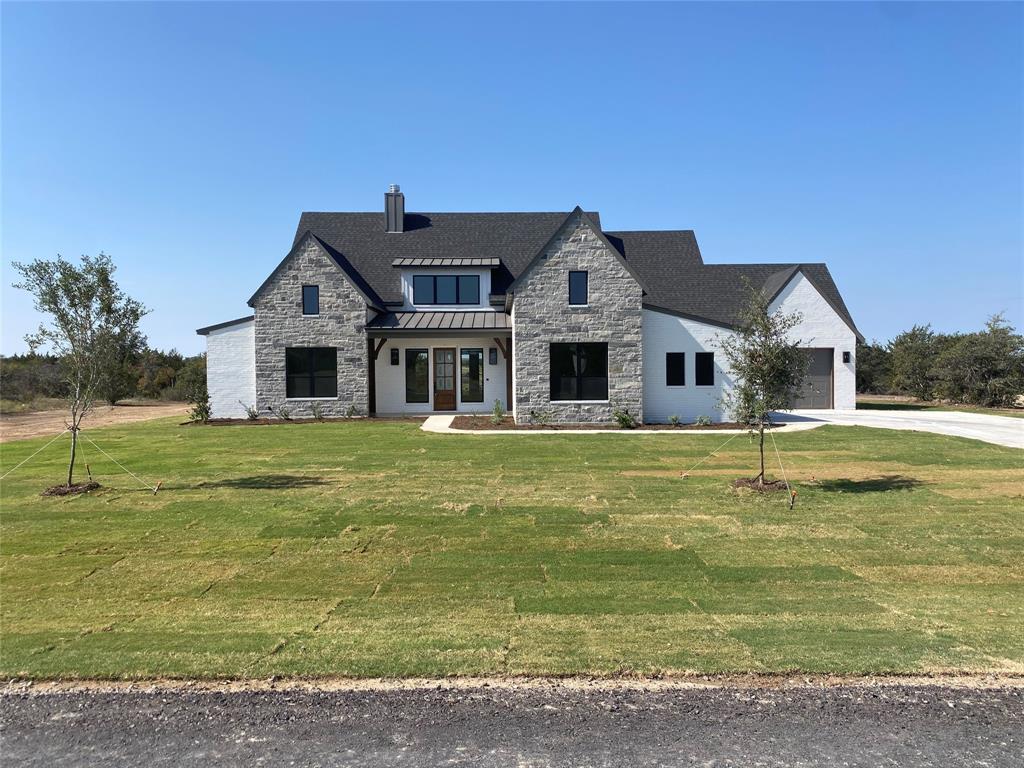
[302,285,319,315]
[695,352,715,386]
[550,343,608,401]
[412,275,480,305]
[666,353,685,386]
[285,347,337,398]
[568,271,588,305]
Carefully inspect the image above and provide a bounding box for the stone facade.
[511,212,643,424]
[252,235,369,418]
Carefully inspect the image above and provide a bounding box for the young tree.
[719,283,809,487]
[12,254,148,488]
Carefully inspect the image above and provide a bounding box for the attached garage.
[794,348,833,409]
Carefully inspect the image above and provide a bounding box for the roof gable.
[247,231,385,311]
[506,207,650,296]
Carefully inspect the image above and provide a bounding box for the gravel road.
[2,683,1021,767]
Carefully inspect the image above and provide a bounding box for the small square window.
[569,271,588,305]
[390,348,400,366]
[302,285,319,315]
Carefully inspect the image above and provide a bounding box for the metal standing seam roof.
[391,257,501,267]
[366,311,512,332]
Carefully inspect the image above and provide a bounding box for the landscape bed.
[0,417,1021,679]
[449,416,757,431]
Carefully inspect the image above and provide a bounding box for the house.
[196,185,861,423]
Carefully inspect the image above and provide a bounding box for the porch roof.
[366,310,511,335]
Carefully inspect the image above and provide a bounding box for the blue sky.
[2,1,1021,355]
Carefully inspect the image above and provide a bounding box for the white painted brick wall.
[642,272,857,423]
[770,272,857,410]
[205,320,256,419]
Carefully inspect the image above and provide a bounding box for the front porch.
[366,312,512,416]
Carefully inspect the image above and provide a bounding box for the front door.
[433,348,456,410]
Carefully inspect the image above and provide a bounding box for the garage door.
[793,348,833,409]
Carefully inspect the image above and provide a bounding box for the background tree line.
[856,314,1024,407]
[1,347,206,408]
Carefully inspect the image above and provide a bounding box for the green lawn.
[1,418,1022,679]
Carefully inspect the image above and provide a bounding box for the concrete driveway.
[777,409,1024,449]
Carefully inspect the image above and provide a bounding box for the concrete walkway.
[423,410,1024,448]
[781,408,1024,449]
[421,415,824,436]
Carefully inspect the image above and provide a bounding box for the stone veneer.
[252,235,369,418]
[512,212,643,424]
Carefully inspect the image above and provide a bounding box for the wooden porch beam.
[372,337,388,360]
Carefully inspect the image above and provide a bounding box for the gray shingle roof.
[366,311,512,332]
[291,211,859,340]
[295,212,600,304]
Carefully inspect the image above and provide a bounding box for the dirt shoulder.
[0,403,189,443]
[6,672,1023,695]
[2,682,1021,768]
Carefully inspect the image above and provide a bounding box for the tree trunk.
[757,424,766,486]
[67,428,78,488]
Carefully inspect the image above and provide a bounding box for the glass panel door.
[433,348,456,410]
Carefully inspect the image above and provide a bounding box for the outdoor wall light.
[390,348,400,365]
[843,351,851,364]
[489,348,498,365]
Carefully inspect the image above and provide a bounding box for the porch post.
[367,337,376,416]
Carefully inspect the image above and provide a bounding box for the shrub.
[188,395,211,423]
[612,407,638,429]
[238,401,259,420]
[310,402,326,421]
[529,408,552,426]
[271,404,292,421]
[696,415,712,426]
[345,404,359,419]
[491,399,505,425]
[668,414,680,427]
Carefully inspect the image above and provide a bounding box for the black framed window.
[695,352,715,386]
[569,271,588,305]
[405,348,429,403]
[550,343,608,401]
[302,285,319,315]
[460,348,484,403]
[458,276,480,304]
[285,347,337,398]
[411,275,480,305]
[436,275,458,304]
[666,353,686,386]
[412,275,434,304]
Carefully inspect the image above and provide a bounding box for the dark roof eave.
[196,315,255,335]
